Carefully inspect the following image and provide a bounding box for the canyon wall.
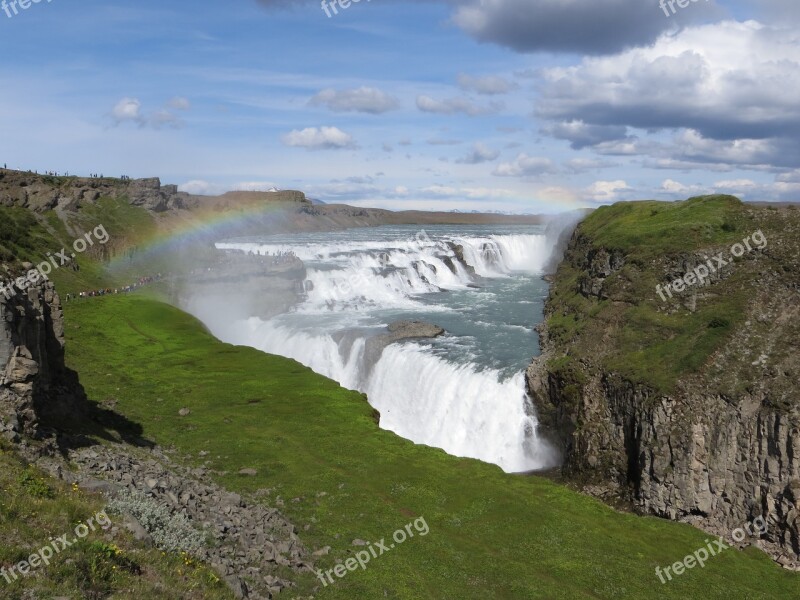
[0,278,82,439]
[527,198,800,565]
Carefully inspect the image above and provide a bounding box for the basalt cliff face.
[0,278,82,439]
[527,197,800,566]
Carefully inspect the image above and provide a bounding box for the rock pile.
[36,443,313,600]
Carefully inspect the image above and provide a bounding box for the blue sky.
[1,0,799,213]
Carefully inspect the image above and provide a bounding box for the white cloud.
[110,97,185,129]
[111,98,143,124]
[179,180,280,195]
[281,126,356,150]
[493,154,555,177]
[420,185,517,200]
[585,180,631,204]
[309,87,400,114]
[537,21,800,170]
[565,158,619,173]
[662,179,692,194]
[657,176,800,201]
[179,180,220,195]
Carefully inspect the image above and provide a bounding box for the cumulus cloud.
[658,176,800,201]
[233,181,281,191]
[543,120,629,150]
[303,180,381,201]
[585,180,631,203]
[457,73,517,95]
[661,179,694,194]
[452,0,721,55]
[417,95,501,116]
[255,0,721,55]
[281,126,356,150]
[111,98,143,125]
[456,143,500,164]
[777,170,800,183]
[493,154,555,177]
[179,180,220,195]
[309,87,400,114]
[536,21,800,170]
[110,97,186,129]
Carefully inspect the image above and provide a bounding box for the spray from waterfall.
[187,225,563,473]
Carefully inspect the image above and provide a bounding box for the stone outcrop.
[363,321,445,370]
[0,169,190,213]
[0,278,81,437]
[444,242,476,277]
[123,177,188,212]
[527,203,800,567]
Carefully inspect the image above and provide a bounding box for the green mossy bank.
[61,295,800,599]
[2,194,799,598]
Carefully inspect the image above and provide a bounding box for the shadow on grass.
[36,367,155,455]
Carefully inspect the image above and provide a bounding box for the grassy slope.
[0,201,231,598]
[1,198,161,296]
[3,195,798,598]
[61,294,800,599]
[544,195,793,393]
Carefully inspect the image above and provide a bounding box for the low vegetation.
[60,294,800,599]
[0,440,229,599]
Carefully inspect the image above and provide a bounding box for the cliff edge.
[527,195,800,566]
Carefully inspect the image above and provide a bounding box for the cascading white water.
[197,226,560,473]
[221,317,366,391]
[453,234,550,277]
[366,344,554,472]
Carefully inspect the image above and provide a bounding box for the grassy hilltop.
[542,195,799,394]
[1,194,799,598]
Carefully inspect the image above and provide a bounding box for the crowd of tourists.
[65,274,163,302]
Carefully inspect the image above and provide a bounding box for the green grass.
[543,195,777,393]
[61,294,800,599]
[0,207,57,265]
[1,197,173,297]
[580,195,746,258]
[0,440,230,599]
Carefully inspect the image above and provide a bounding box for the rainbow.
[106,201,296,271]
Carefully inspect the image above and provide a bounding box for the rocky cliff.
[0,277,82,439]
[527,196,800,566]
[0,169,192,213]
